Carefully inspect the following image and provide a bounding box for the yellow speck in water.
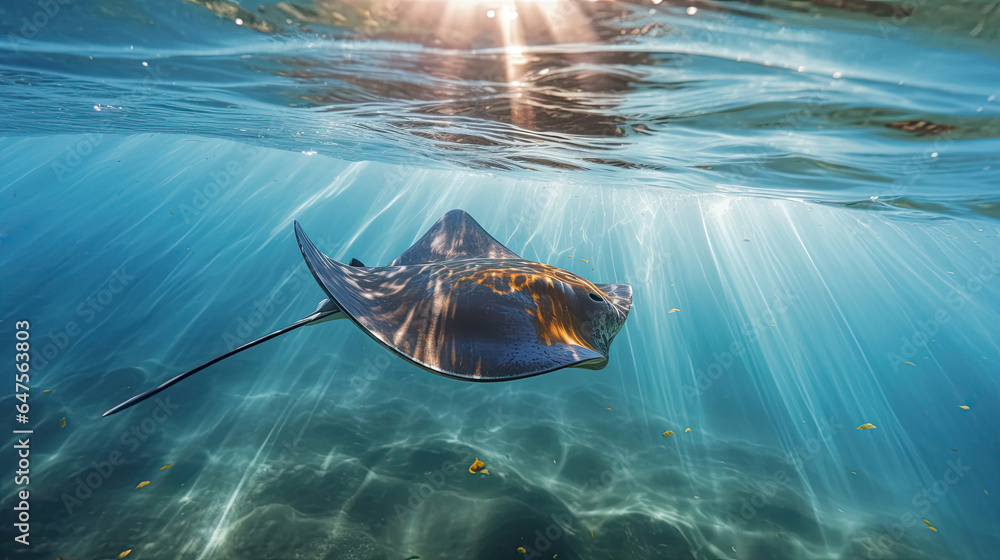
[851,471,858,475]
[685,428,691,433]
[119,550,132,558]
[985,490,989,495]
[662,430,674,437]
[59,417,67,428]
[857,423,876,430]
[517,547,526,553]
[43,389,51,393]
[160,464,173,470]
[606,407,612,411]
[959,405,970,410]
[905,361,915,366]
[590,531,594,538]
[567,255,572,258]
[694,495,700,499]
[135,481,150,489]
[581,259,589,263]
[668,308,680,313]
[924,519,937,531]
[469,458,488,474]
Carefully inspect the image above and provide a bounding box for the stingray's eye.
[589,292,604,302]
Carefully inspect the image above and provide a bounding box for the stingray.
[103,210,632,417]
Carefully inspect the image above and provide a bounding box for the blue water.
[2,1,999,559]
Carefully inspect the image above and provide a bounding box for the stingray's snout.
[584,282,632,359]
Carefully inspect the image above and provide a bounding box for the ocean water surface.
[1,1,999,559]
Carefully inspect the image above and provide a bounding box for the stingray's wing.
[390,209,519,266]
[295,222,603,381]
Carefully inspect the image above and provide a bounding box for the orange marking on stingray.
[449,264,602,351]
[527,290,591,349]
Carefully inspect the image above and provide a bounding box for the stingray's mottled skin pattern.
[295,210,632,381]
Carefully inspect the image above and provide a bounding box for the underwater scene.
[1,0,999,559]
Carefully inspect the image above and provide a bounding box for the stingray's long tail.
[102,301,341,417]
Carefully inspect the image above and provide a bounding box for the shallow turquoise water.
[1,1,999,559]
